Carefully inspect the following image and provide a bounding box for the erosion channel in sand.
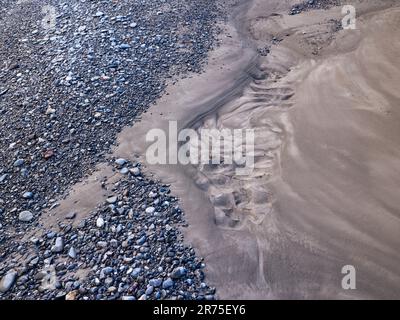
[45,0,400,299]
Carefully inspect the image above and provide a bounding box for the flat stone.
[68,247,77,259]
[145,207,155,214]
[149,278,162,288]
[115,158,127,166]
[97,241,107,248]
[0,174,8,183]
[118,44,131,50]
[129,167,140,176]
[162,278,174,289]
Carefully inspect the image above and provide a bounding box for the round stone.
[96,217,105,228]
[115,158,127,166]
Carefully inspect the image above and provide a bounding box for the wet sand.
[44,0,400,299]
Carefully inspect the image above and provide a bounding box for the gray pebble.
[68,247,77,259]
[96,216,105,228]
[129,167,140,176]
[162,278,174,289]
[120,167,129,175]
[115,158,127,166]
[145,286,154,295]
[22,192,33,199]
[65,211,76,219]
[106,196,117,204]
[18,210,33,222]
[149,278,162,288]
[171,266,187,279]
[13,159,24,167]
[145,207,155,214]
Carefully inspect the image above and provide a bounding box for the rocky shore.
[1,160,216,300]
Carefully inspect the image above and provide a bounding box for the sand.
[44,0,400,299]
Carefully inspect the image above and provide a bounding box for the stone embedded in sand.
[120,167,129,175]
[51,237,64,253]
[115,158,127,166]
[96,216,105,228]
[22,191,33,199]
[162,278,174,289]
